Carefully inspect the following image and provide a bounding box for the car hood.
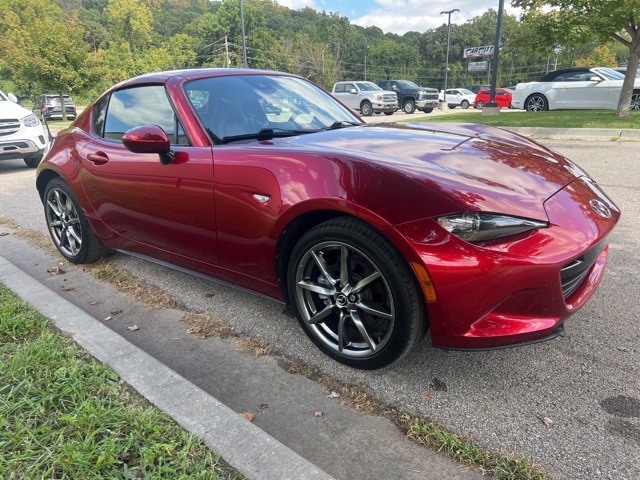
[278,123,587,221]
[0,99,34,118]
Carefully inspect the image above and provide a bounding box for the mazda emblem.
[589,199,611,219]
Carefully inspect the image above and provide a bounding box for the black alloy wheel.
[287,217,426,369]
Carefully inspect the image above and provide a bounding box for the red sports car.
[474,87,513,109]
[36,69,619,369]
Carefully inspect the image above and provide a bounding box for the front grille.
[382,94,396,102]
[0,119,20,137]
[560,244,605,299]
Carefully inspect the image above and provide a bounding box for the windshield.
[47,95,73,104]
[595,68,625,80]
[355,82,382,91]
[397,80,420,89]
[185,74,361,142]
[459,89,475,95]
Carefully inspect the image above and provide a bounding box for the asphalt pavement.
[1,125,639,479]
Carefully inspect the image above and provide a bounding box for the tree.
[0,0,108,117]
[512,0,640,116]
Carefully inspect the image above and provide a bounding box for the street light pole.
[441,9,459,104]
[364,46,369,81]
[488,0,505,108]
[240,0,248,68]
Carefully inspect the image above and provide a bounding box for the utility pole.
[240,0,248,68]
[224,36,230,68]
[485,0,505,113]
[441,9,459,104]
[364,46,369,80]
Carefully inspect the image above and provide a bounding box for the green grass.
[0,284,240,480]
[403,415,546,479]
[410,109,640,129]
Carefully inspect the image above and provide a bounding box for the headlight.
[21,114,41,127]
[435,212,548,243]
[373,94,382,101]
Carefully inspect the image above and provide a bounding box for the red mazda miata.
[36,69,620,369]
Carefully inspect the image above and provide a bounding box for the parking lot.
[0,136,638,479]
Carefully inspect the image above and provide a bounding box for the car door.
[77,85,218,265]
[333,83,358,110]
[555,71,608,109]
[448,90,462,105]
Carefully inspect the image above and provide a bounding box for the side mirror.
[392,85,399,92]
[349,88,358,94]
[122,125,175,165]
[7,93,18,103]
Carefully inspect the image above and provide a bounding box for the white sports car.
[512,67,640,111]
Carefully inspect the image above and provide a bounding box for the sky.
[275,0,522,35]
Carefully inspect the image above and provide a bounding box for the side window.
[103,85,189,145]
[344,83,355,92]
[334,83,345,93]
[92,95,109,137]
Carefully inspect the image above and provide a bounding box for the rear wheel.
[44,178,108,264]
[475,100,485,109]
[525,94,548,112]
[360,101,373,117]
[287,217,426,369]
[422,107,433,113]
[461,100,469,109]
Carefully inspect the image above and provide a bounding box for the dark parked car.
[37,69,619,369]
[375,80,439,113]
[474,87,513,109]
[465,84,491,94]
[34,93,77,120]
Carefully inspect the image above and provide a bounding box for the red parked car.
[36,69,619,369]
[474,87,513,108]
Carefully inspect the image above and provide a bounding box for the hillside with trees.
[0,0,630,102]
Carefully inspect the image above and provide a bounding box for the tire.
[631,91,640,111]
[287,217,426,369]
[360,101,373,117]
[461,100,469,109]
[44,178,108,264]
[384,111,394,116]
[24,155,42,168]
[525,94,548,112]
[449,105,456,109]
[475,100,484,109]
[403,99,415,114]
[422,107,434,113]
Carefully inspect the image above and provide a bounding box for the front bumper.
[373,102,398,113]
[416,99,439,109]
[0,136,47,161]
[394,176,620,349]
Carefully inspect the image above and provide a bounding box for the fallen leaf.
[128,467,144,479]
[111,309,123,315]
[47,266,65,275]
[104,316,112,321]
[126,325,139,331]
[629,198,637,202]
[327,391,340,398]
[59,285,74,292]
[617,346,629,352]
[243,412,254,422]
[543,417,554,427]
[423,389,433,399]
[314,411,323,417]
[87,301,100,306]
[186,325,202,334]
[259,403,269,410]
[0,232,9,236]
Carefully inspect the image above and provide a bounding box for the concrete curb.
[0,254,335,480]
[497,127,640,141]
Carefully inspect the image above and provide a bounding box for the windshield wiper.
[221,127,310,144]
[324,121,361,130]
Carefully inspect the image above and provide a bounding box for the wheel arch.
[525,92,549,110]
[36,169,61,203]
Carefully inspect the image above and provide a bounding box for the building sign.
[464,45,495,58]
[468,61,489,72]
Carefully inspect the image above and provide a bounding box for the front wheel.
[422,107,434,113]
[525,94,548,112]
[44,178,109,264]
[384,111,394,116]
[24,155,42,168]
[360,101,373,117]
[631,91,640,111]
[461,100,469,109]
[475,100,484,109]
[287,217,427,369]
[403,100,415,114]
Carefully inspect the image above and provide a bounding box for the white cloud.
[277,0,319,9]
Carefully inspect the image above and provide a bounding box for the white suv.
[0,90,48,168]
[332,81,398,116]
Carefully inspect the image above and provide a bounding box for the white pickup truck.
[0,90,48,168]
[331,81,398,116]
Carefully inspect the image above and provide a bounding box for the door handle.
[86,151,109,165]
